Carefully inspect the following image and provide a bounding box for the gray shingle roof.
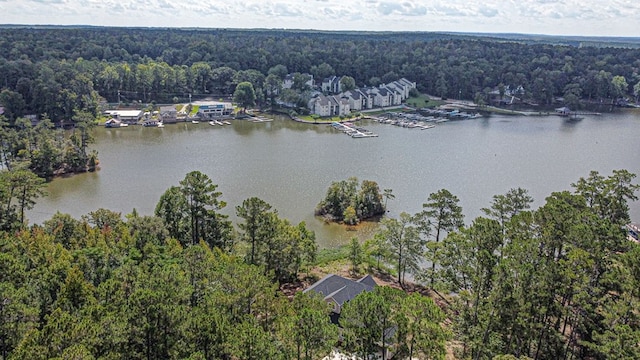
[357,274,377,288]
[304,274,376,313]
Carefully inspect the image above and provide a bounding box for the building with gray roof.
[304,273,377,324]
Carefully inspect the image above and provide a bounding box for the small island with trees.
[315,177,389,225]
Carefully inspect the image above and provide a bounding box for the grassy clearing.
[406,94,444,108]
[314,245,350,266]
[312,245,395,277]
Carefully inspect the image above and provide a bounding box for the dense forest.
[1,166,639,359]
[1,27,640,126]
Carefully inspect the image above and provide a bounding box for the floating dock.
[331,122,378,138]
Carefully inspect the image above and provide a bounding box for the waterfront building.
[104,110,143,124]
[159,106,178,123]
[196,102,234,119]
[309,78,416,117]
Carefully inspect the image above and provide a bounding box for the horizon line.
[1,23,639,40]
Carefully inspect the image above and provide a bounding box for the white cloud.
[377,2,427,16]
[0,0,638,36]
[479,7,499,18]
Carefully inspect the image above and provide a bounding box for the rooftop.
[105,110,142,117]
[304,274,376,313]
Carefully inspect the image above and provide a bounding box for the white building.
[308,78,417,117]
[104,110,143,124]
[321,76,343,94]
[308,95,350,117]
[283,73,314,90]
[196,102,234,118]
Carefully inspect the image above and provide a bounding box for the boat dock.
[331,122,378,138]
[368,115,437,130]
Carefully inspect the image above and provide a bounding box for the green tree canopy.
[233,81,257,111]
[155,171,232,250]
[316,177,386,224]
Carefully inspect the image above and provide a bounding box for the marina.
[372,117,436,130]
[208,120,233,126]
[331,122,379,138]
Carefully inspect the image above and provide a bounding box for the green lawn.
[405,94,444,108]
[298,114,361,123]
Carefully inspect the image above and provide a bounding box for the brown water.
[29,111,640,248]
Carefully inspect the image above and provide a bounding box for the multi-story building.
[309,77,416,117]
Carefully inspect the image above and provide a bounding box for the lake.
[29,110,640,248]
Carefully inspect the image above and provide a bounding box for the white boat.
[191,120,199,124]
[157,122,164,128]
[105,118,127,128]
[142,120,158,127]
[209,121,217,126]
[351,132,378,138]
[223,120,231,125]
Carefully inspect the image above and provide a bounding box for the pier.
[331,122,378,138]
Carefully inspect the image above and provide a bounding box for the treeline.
[1,27,640,124]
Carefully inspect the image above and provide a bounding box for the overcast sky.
[1,0,639,37]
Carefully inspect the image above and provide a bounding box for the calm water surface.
[30,111,640,248]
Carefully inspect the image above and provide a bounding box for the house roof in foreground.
[304,274,376,312]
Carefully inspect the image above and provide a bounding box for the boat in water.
[568,113,584,121]
[105,118,128,128]
[142,120,159,127]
